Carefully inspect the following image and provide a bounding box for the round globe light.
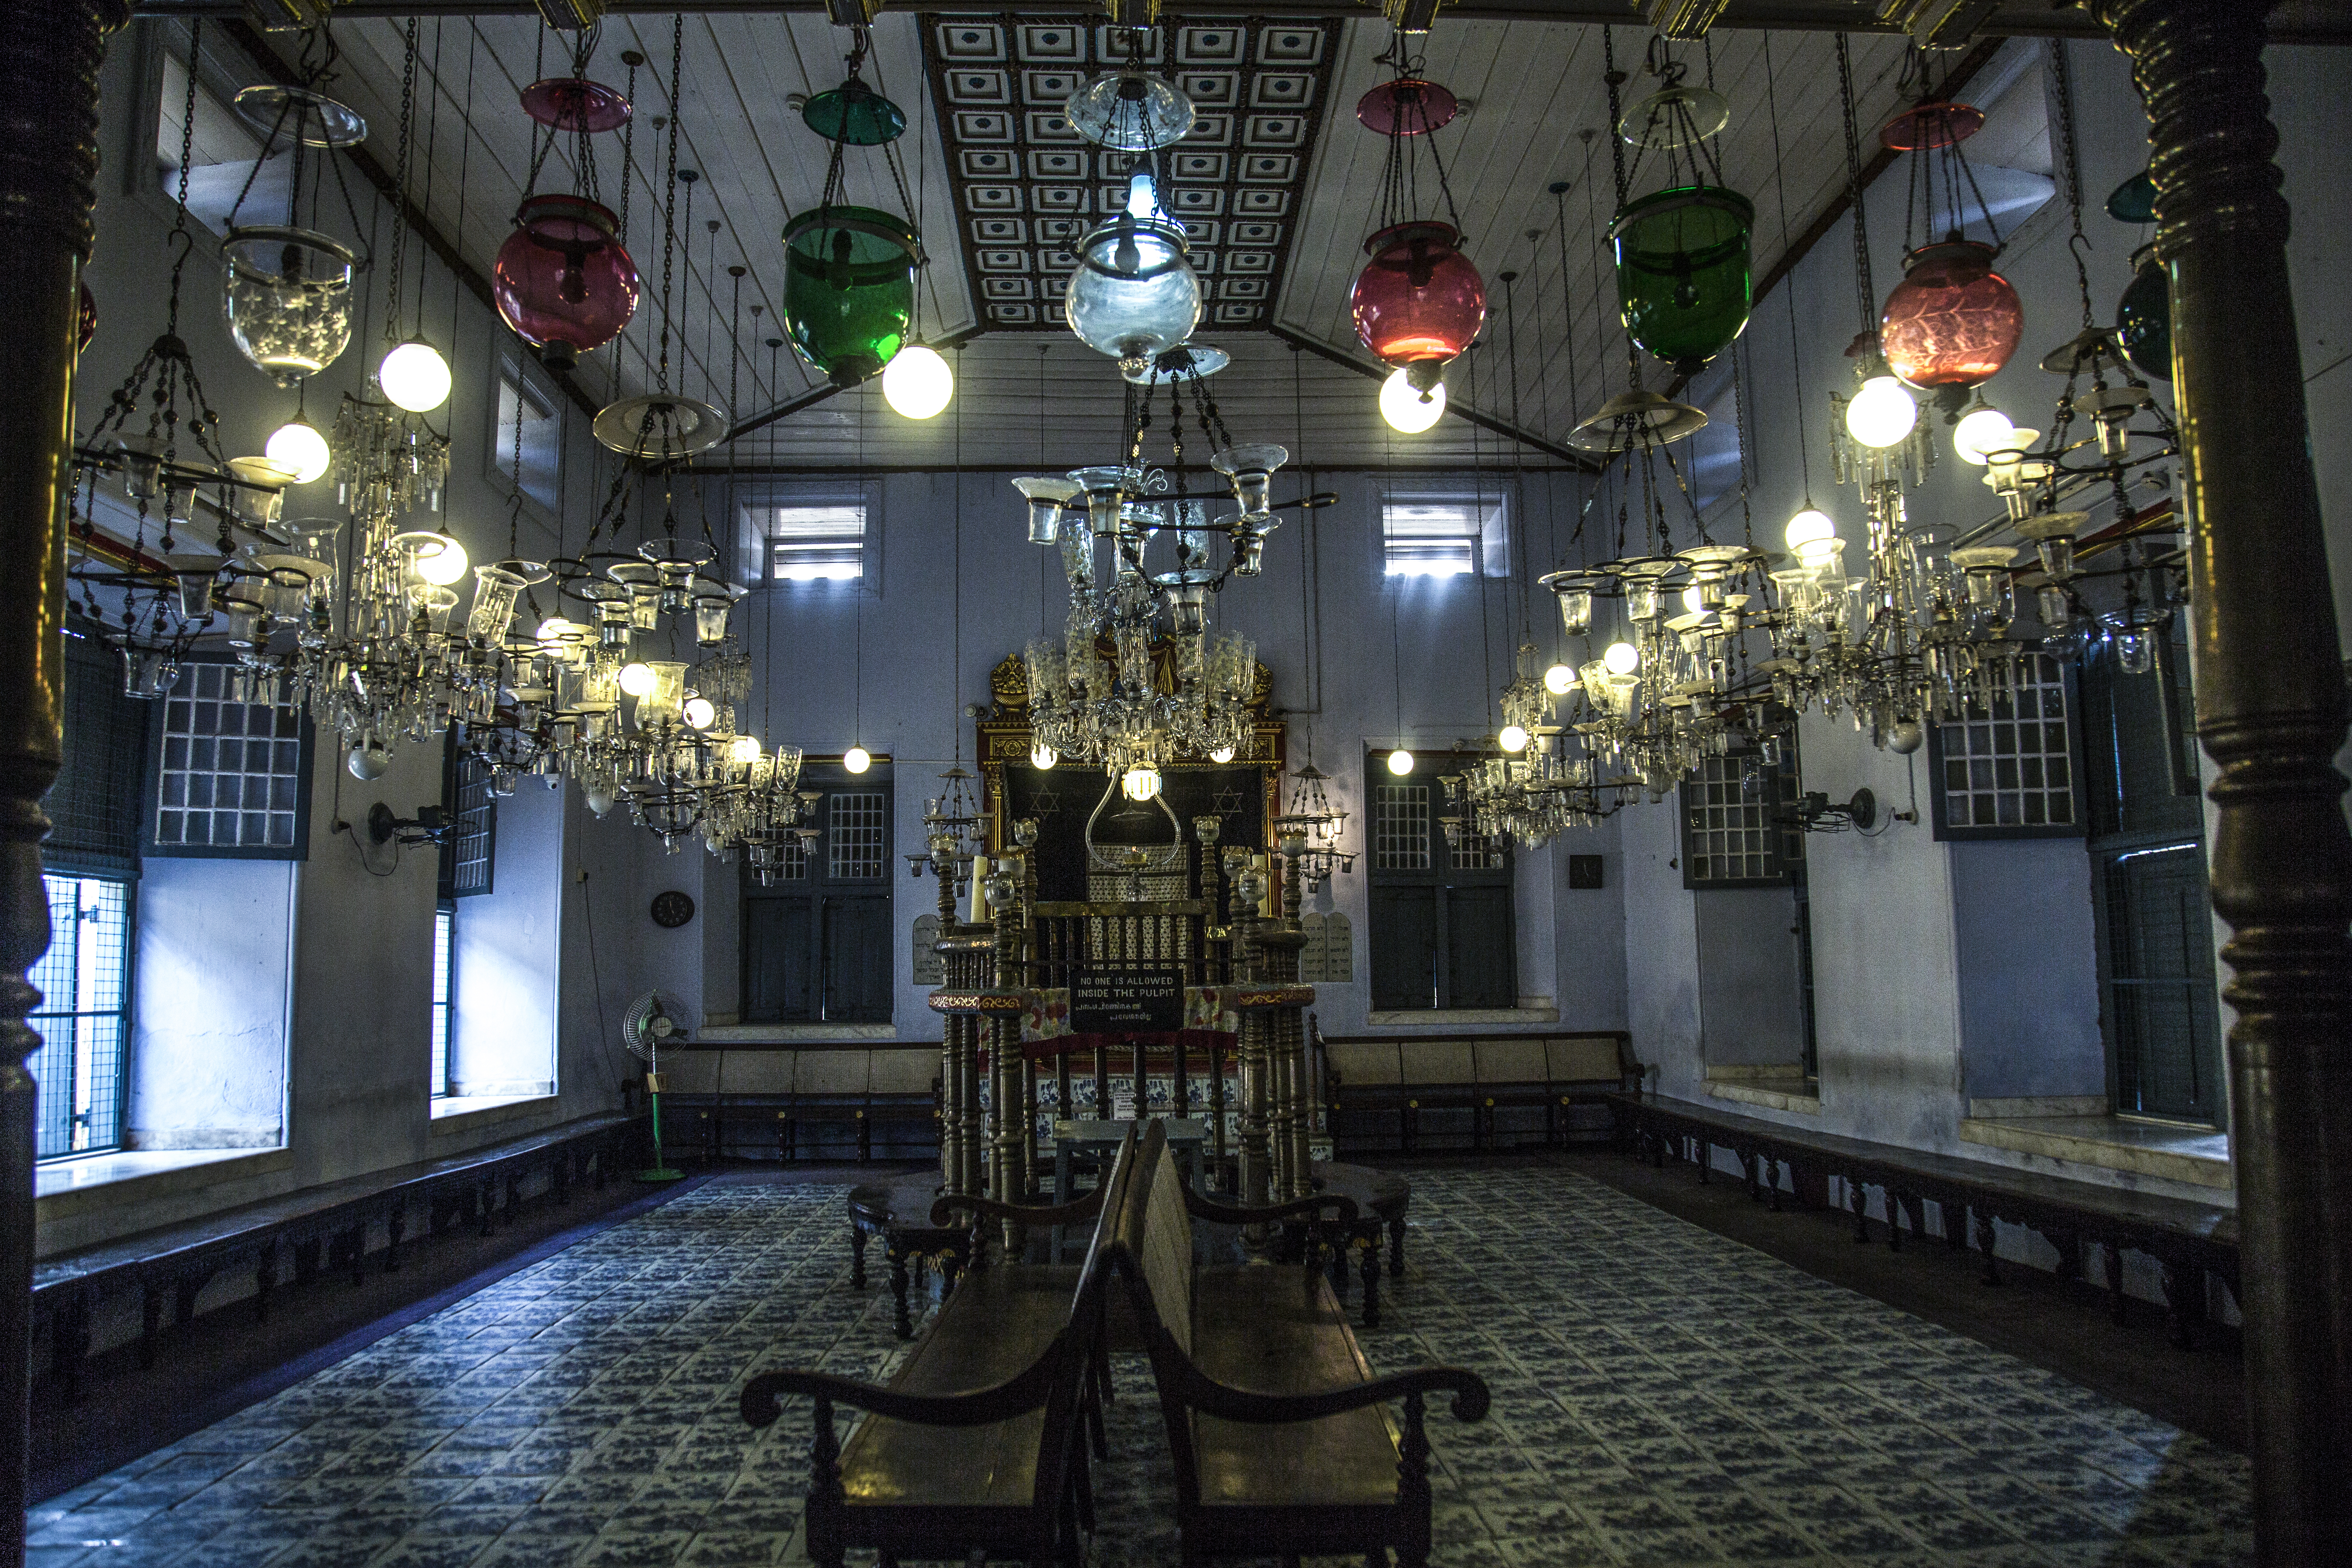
[1379,367,1446,434]
[345,742,390,781]
[1885,719,1925,755]
[413,534,469,587]
[728,734,762,764]
[1030,742,1057,770]
[682,696,716,730]
[1499,724,1530,753]
[1844,374,1919,450]
[617,662,656,697]
[583,784,617,817]
[537,615,580,645]
[1952,405,2016,466]
[1680,586,1707,617]
[1121,764,1161,801]
[1208,745,1236,764]
[1604,640,1641,676]
[844,746,873,774]
[378,338,452,414]
[1386,749,1415,776]
[1543,663,1577,696]
[1784,507,1836,552]
[264,416,330,483]
[881,343,954,419]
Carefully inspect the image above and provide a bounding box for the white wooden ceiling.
[295,12,1929,470]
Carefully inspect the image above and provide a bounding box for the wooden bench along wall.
[660,1043,941,1163]
[1320,1029,1641,1156]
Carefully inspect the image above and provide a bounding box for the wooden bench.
[664,1043,940,1164]
[1113,1120,1490,1566]
[741,1127,1139,1568]
[1321,1028,1640,1156]
[33,1113,634,1399]
[1612,1092,2241,1346]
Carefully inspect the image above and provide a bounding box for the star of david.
[1029,787,1061,820]
[1212,786,1245,818]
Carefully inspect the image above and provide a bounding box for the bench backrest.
[1110,1120,1208,1503]
[1029,1124,1136,1510]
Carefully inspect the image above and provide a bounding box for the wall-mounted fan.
[623,989,688,1183]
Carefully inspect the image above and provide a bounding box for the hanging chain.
[1835,33,1879,350]
[656,14,683,394]
[1763,32,1814,500]
[2048,37,2097,330]
[164,19,202,336]
[617,51,640,247]
[414,19,444,335]
[385,18,419,350]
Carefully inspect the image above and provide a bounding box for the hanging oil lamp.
[493,45,639,369]
[219,84,370,386]
[1875,97,2024,399]
[1350,42,1483,419]
[1607,51,1752,377]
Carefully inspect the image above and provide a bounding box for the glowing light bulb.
[682,696,715,730]
[844,746,872,774]
[1953,405,2016,466]
[1209,745,1236,764]
[728,735,762,764]
[412,534,468,587]
[1499,724,1529,753]
[617,662,655,697]
[1845,374,1919,450]
[1379,368,1446,434]
[1543,663,1576,695]
[1604,640,1640,675]
[882,343,954,419]
[1784,508,1836,552]
[1387,749,1415,776]
[1121,764,1161,800]
[583,784,617,817]
[1680,586,1707,617]
[1126,170,1157,220]
[378,339,452,414]
[1030,742,1057,770]
[264,416,330,483]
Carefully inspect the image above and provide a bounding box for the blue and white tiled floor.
[31,1165,2252,1566]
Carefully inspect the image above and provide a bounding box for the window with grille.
[430,905,454,1099]
[1450,822,1505,871]
[1680,737,1804,888]
[49,631,149,878]
[1373,783,1431,870]
[1366,751,1514,1011]
[30,874,131,1160]
[439,743,497,900]
[148,662,310,857]
[751,501,869,583]
[492,358,562,513]
[1928,653,2081,840]
[828,791,888,880]
[743,769,893,1024]
[1381,495,1506,578]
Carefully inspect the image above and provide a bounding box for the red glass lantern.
[1351,220,1485,382]
[493,194,640,370]
[1880,239,2023,390]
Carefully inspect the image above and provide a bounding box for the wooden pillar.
[2,7,124,1562]
[2093,2,2352,1559]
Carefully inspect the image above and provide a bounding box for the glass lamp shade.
[882,342,954,418]
[1608,186,1754,375]
[120,647,180,700]
[378,339,452,414]
[1556,587,1593,636]
[222,226,358,386]
[264,417,330,483]
[2116,245,2172,382]
[1064,71,1194,151]
[1013,477,1079,543]
[1880,240,2024,389]
[466,562,534,645]
[1065,216,1200,368]
[493,195,640,370]
[1387,749,1415,776]
[1351,221,1484,370]
[782,207,919,387]
[521,77,632,133]
[632,660,688,726]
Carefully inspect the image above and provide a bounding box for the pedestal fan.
[622,989,688,1182]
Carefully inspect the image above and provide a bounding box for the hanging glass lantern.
[222,227,359,387]
[2116,244,2171,382]
[1351,221,1484,388]
[1880,238,2024,390]
[494,194,641,370]
[781,207,918,387]
[1608,187,1754,376]
[1065,213,1200,373]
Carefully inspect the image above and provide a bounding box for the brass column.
[2094,2,2351,1559]
[1226,851,1272,1209]
[2,5,126,1561]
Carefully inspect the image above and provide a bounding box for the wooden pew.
[740,1128,1139,1568]
[1111,1120,1490,1566]
[1320,1027,1640,1156]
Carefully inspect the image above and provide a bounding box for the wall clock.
[650,890,696,928]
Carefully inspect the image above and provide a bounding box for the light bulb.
[1379,367,1446,434]
[264,416,330,483]
[844,745,872,774]
[1885,719,1925,755]
[882,343,954,420]
[412,534,469,587]
[1604,640,1640,675]
[617,662,655,697]
[1784,508,1836,552]
[1387,749,1415,776]
[1499,724,1529,753]
[728,735,762,764]
[584,785,617,817]
[345,742,390,781]
[379,339,452,414]
[1209,745,1236,764]
[1680,586,1707,617]
[1845,374,1919,450]
[1543,663,1576,695]
[682,696,715,730]
[1030,742,1057,770]
[1126,170,1157,220]
[1121,764,1160,800]
[1953,405,2016,466]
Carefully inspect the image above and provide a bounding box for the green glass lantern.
[1608,185,1755,377]
[781,206,919,387]
[2116,243,2171,382]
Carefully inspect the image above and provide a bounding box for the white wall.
[128,858,294,1149]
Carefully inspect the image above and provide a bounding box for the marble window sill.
[1363,1007,1560,1027]
[1959,1114,2232,1189]
[35,1146,292,1221]
[1703,1078,1823,1115]
[430,1094,558,1135]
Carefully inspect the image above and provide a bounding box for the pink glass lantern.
[1880,239,2023,390]
[493,194,640,370]
[1350,220,1485,385]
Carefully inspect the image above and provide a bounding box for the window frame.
[739,761,896,1024]
[1365,750,1515,1012]
[430,903,455,1099]
[736,480,882,592]
[140,655,315,862]
[1926,651,2087,842]
[1679,719,1806,890]
[487,349,564,519]
[30,871,136,1162]
[1379,490,1509,579]
[439,737,498,900]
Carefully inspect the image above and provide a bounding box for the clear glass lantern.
[1211,444,1287,517]
[222,227,359,386]
[1065,215,1200,370]
[1013,477,1079,543]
